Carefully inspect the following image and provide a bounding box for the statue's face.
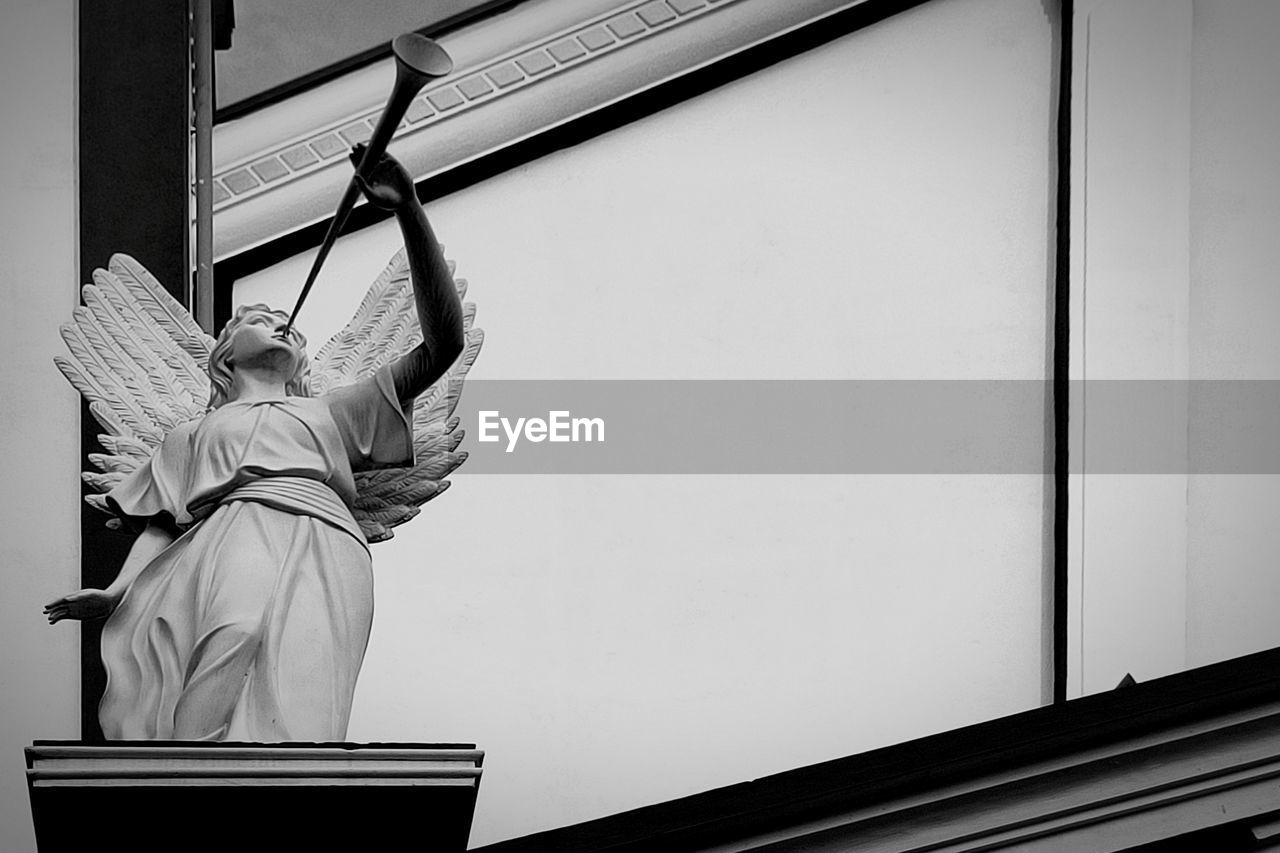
[227,309,305,374]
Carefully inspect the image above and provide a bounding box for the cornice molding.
[211,0,887,262]
[727,702,1280,851]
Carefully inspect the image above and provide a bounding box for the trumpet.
[284,33,453,334]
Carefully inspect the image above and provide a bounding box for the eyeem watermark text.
[478,410,605,453]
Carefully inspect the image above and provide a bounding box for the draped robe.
[100,366,413,741]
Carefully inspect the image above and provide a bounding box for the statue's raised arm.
[350,147,467,404]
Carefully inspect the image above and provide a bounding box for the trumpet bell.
[393,33,454,79]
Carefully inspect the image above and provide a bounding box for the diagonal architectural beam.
[211,0,928,263]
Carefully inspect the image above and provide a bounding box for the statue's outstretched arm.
[352,148,466,403]
[45,521,174,623]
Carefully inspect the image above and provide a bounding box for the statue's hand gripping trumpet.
[43,42,482,740]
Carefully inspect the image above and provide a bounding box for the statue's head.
[208,304,312,408]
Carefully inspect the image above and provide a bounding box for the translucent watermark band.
[449,380,1280,474]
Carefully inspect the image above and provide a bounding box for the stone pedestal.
[26,741,482,852]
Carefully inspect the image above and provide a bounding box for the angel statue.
[43,151,482,742]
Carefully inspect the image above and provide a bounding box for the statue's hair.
[208,304,311,409]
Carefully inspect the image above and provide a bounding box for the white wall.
[1072,0,1280,694]
[1186,0,1280,667]
[0,2,82,851]
[238,0,1057,844]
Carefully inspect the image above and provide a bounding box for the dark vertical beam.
[78,0,190,740]
[1052,0,1075,705]
[193,0,216,333]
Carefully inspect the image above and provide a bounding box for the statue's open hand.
[44,589,118,624]
[350,145,415,211]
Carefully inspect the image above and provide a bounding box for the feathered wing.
[311,248,483,543]
[56,254,214,526]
